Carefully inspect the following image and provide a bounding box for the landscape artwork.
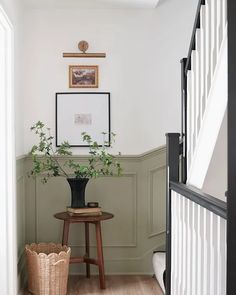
[69,65,98,88]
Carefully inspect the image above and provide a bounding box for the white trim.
[0,5,17,295]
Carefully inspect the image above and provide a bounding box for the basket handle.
[53,259,66,266]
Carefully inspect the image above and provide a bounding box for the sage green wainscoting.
[21,146,166,275]
[16,156,27,290]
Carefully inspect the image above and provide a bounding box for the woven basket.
[25,243,71,295]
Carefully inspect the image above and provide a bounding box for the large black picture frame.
[56,92,111,147]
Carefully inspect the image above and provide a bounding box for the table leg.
[95,221,105,289]
[62,220,70,245]
[85,222,90,278]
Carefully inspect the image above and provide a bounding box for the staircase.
[185,0,227,188]
[165,0,228,294]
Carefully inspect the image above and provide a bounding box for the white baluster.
[171,192,178,294]
[171,192,174,293]
[186,199,191,295]
[211,0,217,75]
[200,5,206,119]
[217,0,223,52]
[205,0,212,97]
[216,217,222,295]
[212,213,219,295]
[222,0,227,28]
[206,209,211,295]
[183,197,188,295]
[195,204,201,295]
[177,195,182,295]
[202,206,208,295]
[175,193,180,295]
[191,51,196,154]
[199,206,205,295]
[194,203,198,295]
[189,202,196,295]
[195,29,201,135]
[187,70,192,170]
[209,212,216,295]
[220,218,227,295]
[179,196,184,294]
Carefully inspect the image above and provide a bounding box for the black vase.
[67,178,89,208]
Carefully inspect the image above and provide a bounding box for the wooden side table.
[54,211,114,289]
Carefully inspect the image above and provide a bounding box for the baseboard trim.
[69,272,155,276]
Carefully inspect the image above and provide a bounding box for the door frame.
[0,4,17,295]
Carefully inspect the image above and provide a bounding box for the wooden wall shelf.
[63,53,106,58]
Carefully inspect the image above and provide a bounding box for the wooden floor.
[24,275,164,295]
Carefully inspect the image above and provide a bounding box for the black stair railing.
[180,0,206,183]
[165,0,232,293]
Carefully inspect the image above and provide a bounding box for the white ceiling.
[23,0,160,9]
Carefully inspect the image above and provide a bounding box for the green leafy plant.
[29,121,122,183]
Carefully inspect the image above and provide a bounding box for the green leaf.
[29,121,123,181]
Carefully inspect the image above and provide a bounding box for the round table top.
[54,211,114,222]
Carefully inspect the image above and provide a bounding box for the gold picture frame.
[69,65,99,88]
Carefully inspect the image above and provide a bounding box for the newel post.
[165,133,180,295]
[227,0,236,294]
[181,58,187,183]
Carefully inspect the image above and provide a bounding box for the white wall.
[22,0,198,155]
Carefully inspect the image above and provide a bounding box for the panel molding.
[148,165,166,238]
[35,172,138,248]
[21,145,166,274]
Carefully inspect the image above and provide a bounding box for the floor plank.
[24,275,164,295]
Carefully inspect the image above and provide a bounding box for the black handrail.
[166,133,180,295]
[170,181,227,219]
[185,0,205,74]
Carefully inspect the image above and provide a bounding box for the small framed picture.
[69,65,99,88]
